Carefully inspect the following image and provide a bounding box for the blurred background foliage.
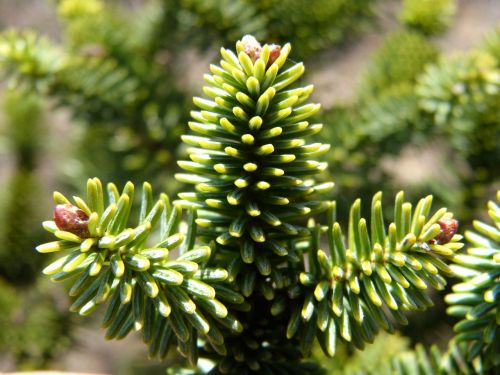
[0,0,498,373]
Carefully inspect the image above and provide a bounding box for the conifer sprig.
[286,192,462,357]
[36,178,243,364]
[176,35,333,291]
[0,30,62,88]
[356,342,482,375]
[377,192,500,374]
[446,191,500,370]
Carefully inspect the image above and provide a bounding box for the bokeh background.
[0,0,498,373]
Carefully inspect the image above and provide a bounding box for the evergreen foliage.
[292,192,461,357]
[176,37,332,282]
[0,30,62,89]
[0,170,45,285]
[0,3,188,185]
[164,0,376,59]
[311,332,410,375]
[355,192,500,374]
[0,89,44,285]
[358,342,483,375]
[31,35,499,374]
[417,51,499,129]
[399,0,456,35]
[417,49,500,217]
[483,25,500,64]
[319,18,499,224]
[446,192,500,370]
[0,0,379,184]
[252,0,376,59]
[38,178,241,365]
[0,279,72,370]
[170,0,267,46]
[358,31,438,98]
[0,0,498,372]
[0,89,71,368]
[317,83,435,217]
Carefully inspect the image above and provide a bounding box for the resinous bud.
[435,218,459,244]
[53,204,90,238]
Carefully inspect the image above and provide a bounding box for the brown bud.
[435,218,458,244]
[241,35,262,62]
[54,204,90,238]
[268,44,281,66]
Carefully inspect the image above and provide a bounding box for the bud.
[268,44,281,66]
[54,204,90,238]
[241,35,262,62]
[435,218,458,244]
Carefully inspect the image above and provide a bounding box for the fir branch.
[36,178,243,365]
[174,0,267,46]
[358,31,438,99]
[445,191,500,370]
[357,342,484,375]
[176,35,333,291]
[0,23,187,176]
[399,0,456,35]
[0,28,144,120]
[253,0,377,59]
[286,192,463,357]
[416,51,500,127]
[0,30,63,89]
